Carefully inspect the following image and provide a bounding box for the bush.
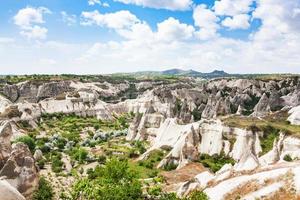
[51,152,64,173]
[71,158,143,200]
[33,177,54,200]
[37,159,46,169]
[14,136,36,152]
[98,155,107,164]
[187,190,209,200]
[70,147,88,164]
[260,126,280,156]
[198,153,235,173]
[283,154,293,162]
[163,162,178,171]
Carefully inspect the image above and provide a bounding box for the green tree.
[71,158,143,200]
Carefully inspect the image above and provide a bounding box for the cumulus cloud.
[61,11,77,26]
[214,0,254,16]
[3,0,300,74]
[213,0,253,30]
[222,14,250,29]
[14,7,51,40]
[81,10,195,44]
[156,17,195,42]
[193,5,219,40]
[81,10,140,29]
[113,0,192,11]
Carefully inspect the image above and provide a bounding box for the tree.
[71,158,143,200]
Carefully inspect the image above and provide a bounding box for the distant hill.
[121,68,231,78]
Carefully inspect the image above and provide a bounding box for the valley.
[1,74,300,200]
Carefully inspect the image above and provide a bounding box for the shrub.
[192,108,201,121]
[70,147,88,164]
[71,158,143,200]
[283,154,293,162]
[98,155,107,164]
[187,190,209,200]
[198,153,235,173]
[14,136,36,152]
[37,159,46,169]
[260,126,280,156]
[33,177,54,200]
[51,152,64,173]
[163,162,178,171]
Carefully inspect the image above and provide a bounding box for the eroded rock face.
[288,105,300,125]
[1,85,18,102]
[0,143,39,198]
[251,93,271,117]
[0,122,13,169]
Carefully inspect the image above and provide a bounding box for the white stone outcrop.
[288,105,300,125]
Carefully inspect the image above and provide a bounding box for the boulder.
[33,149,43,161]
[0,180,25,200]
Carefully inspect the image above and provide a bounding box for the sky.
[0,0,300,74]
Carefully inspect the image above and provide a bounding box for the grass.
[128,149,167,179]
[259,125,280,155]
[128,160,160,179]
[223,113,300,136]
[198,153,235,173]
[223,113,300,155]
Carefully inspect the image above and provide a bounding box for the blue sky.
[0,0,299,74]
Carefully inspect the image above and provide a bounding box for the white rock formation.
[288,105,300,125]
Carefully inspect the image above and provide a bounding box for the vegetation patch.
[283,154,293,162]
[259,125,280,156]
[33,177,54,200]
[223,115,300,136]
[198,153,235,173]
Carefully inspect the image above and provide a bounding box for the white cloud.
[88,0,110,7]
[14,7,50,40]
[88,0,101,5]
[193,5,219,40]
[61,11,76,26]
[102,2,110,7]
[156,17,194,42]
[0,37,15,44]
[20,25,48,40]
[81,10,140,29]
[222,14,250,29]
[3,0,300,74]
[113,0,192,11]
[214,0,254,16]
[14,7,50,28]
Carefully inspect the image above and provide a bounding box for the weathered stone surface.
[0,122,13,169]
[1,85,18,102]
[251,93,271,117]
[0,180,25,200]
[0,143,39,199]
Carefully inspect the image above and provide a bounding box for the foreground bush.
[71,158,143,200]
[33,177,54,200]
